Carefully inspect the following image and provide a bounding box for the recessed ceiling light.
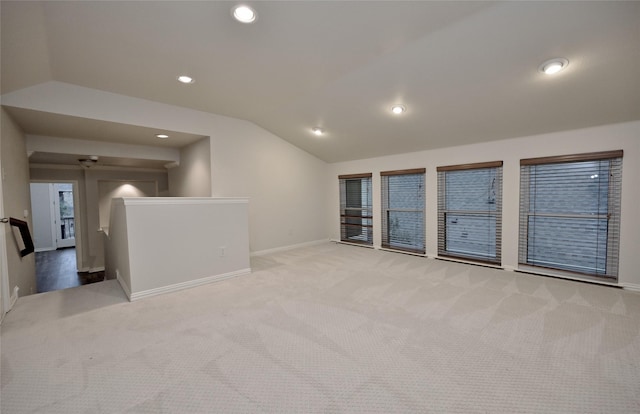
[177,75,194,84]
[311,127,324,136]
[391,104,406,114]
[232,5,257,23]
[539,58,569,75]
[156,134,169,139]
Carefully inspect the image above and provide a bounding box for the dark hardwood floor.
[35,248,105,293]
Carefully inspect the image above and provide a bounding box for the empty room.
[1,1,639,413]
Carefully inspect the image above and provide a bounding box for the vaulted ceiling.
[2,1,639,163]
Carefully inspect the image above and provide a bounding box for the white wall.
[30,166,167,272]
[106,197,250,300]
[210,122,329,252]
[3,82,330,253]
[27,135,179,166]
[103,198,130,287]
[328,121,640,289]
[84,169,167,271]
[168,137,211,197]
[0,108,36,298]
[29,183,55,251]
[97,180,157,228]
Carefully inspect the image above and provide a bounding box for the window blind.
[339,173,373,245]
[437,162,503,264]
[519,151,623,279]
[381,168,425,254]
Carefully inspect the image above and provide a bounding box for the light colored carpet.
[1,242,639,413]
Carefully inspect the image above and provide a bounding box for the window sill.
[516,264,619,287]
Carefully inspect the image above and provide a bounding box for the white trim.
[0,158,11,316]
[116,271,132,300]
[621,283,640,293]
[331,239,375,249]
[515,265,620,288]
[77,266,105,273]
[127,268,251,302]
[28,163,168,173]
[9,286,19,309]
[378,246,427,258]
[251,239,329,256]
[35,247,56,253]
[122,197,248,206]
[435,255,503,269]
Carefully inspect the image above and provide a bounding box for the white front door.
[53,183,75,248]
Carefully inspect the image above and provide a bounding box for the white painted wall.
[106,197,250,300]
[0,108,36,298]
[97,180,156,228]
[3,82,330,253]
[29,183,55,251]
[103,198,130,289]
[27,135,179,165]
[328,121,640,289]
[168,137,211,197]
[30,166,168,272]
[210,122,329,252]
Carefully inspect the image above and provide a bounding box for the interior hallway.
[35,248,104,293]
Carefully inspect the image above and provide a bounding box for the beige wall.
[168,137,211,197]
[328,120,640,289]
[1,108,36,297]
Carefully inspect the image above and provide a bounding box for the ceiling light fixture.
[539,58,569,75]
[177,75,194,84]
[156,134,169,139]
[311,127,324,136]
[391,104,406,115]
[78,158,98,168]
[232,4,257,23]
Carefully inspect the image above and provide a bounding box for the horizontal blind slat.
[381,171,425,253]
[339,175,373,245]
[519,154,622,279]
[438,165,502,264]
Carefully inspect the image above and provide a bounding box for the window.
[519,151,623,279]
[437,162,503,264]
[339,173,373,245]
[381,168,425,254]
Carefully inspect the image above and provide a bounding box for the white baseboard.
[331,240,375,249]
[35,247,56,253]
[251,239,329,256]
[621,283,640,292]
[116,271,132,300]
[78,266,105,273]
[9,286,19,309]
[127,268,251,302]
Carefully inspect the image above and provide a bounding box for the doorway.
[30,181,86,293]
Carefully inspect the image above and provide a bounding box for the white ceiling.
[2,1,639,163]
[3,107,206,149]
